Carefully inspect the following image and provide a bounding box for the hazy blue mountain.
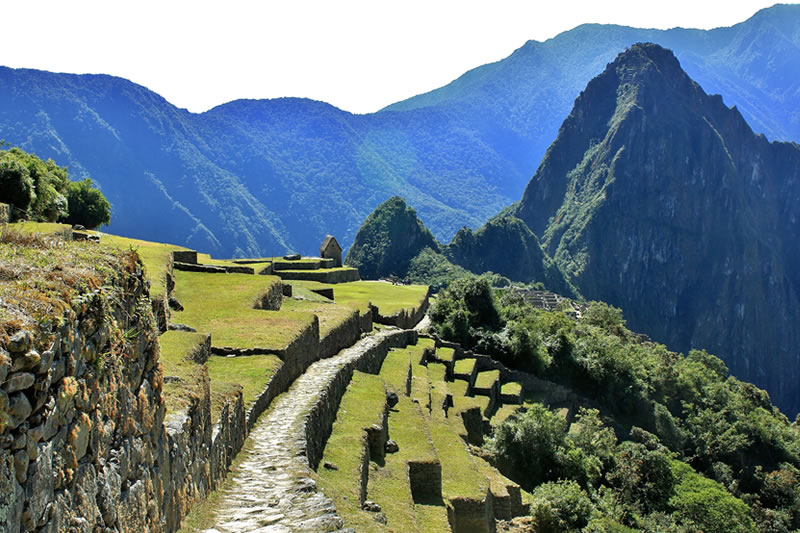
[0,5,798,257]
[515,43,800,415]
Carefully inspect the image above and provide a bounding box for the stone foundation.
[277,268,361,284]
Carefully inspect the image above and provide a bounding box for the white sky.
[0,1,783,114]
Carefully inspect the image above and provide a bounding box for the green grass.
[280,298,357,338]
[287,285,333,303]
[426,364,488,500]
[380,349,412,394]
[205,354,282,420]
[435,347,455,363]
[97,233,189,298]
[197,252,271,271]
[410,361,431,409]
[6,221,71,235]
[368,395,440,533]
[453,358,476,376]
[447,380,487,416]
[474,370,500,390]
[316,371,388,532]
[491,404,525,426]
[330,281,428,316]
[158,330,208,414]
[501,382,522,396]
[172,270,314,350]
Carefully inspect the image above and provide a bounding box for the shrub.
[530,480,595,532]
[64,178,111,229]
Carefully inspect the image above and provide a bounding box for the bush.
[530,480,595,532]
[669,460,756,532]
[64,178,111,229]
[0,156,34,216]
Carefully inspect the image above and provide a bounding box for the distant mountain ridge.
[515,42,800,415]
[1,5,799,257]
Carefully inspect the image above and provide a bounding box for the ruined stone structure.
[320,235,343,267]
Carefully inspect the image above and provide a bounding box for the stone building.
[320,235,342,267]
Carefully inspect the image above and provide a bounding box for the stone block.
[172,250,198,264]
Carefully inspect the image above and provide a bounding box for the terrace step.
[202,329,411,533]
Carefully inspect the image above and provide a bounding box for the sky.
[1,0,782,114]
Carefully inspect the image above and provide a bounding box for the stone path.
[203,330,402,533]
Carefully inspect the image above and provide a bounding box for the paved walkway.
[203,330,400,533]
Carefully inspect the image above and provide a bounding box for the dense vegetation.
[0,5,797,257]
[346,196,572,294]
[0,146,110,228]
[431,276,800,530]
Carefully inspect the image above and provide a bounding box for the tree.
[64,178,111,229]
[0,155,34,216]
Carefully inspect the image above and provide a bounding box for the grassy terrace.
[171,270,313,350]
[372,395,447,533]
[380,349,413,394]
[95,232,188,298]
[6,221,71,235]
[280,298,357,338]
[474,370,500,390]
[159,330,209,413]
[435,347,455,363]
[447,379,489,416]
[196,252,271,272]
[453,358,476,376]
[206,355,282,419]
[501,382,522,396]
[0,226,136,345]
[426,363,489,501]
[316,371,387,532]
[290,280,428,317]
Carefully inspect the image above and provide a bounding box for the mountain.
[515,42,800,415]
[1,5,799,257]
[344,196,439,279]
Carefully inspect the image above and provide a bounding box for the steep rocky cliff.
[516,43,800,415]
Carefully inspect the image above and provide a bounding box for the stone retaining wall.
[252,280,283,311]
[0,202,9,224]
[319,309,362,360]
[0,258,172,532]
[409,460,442,502]
[303,329,417,471]
[448,494,495,533]
[374,287,431,329]
[277,269,360,284]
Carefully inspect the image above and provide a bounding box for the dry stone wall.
[0,203,9,224]
[0,256,291,533]
[374,287,431,329]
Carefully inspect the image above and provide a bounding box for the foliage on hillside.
[431,276,800,530]
[347,197,572,294]
[0,145,110,228]
[2,5,799,256]
[515,42,800,416]
[344,196,439,279]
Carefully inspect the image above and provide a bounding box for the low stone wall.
[245,319,321,430]
[409,460,442,502]
[304,329,417,471]
[319,309,362,360]
[0,202,9,224]
[172,251,198,264]
[277,268,360,284]
[252,281,283,311]
[374,287,431,329]
[359,308,373,334]
[448,494,495,533]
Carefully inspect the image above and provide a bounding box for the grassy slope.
[316,371,388,532]
[171,270,313,350]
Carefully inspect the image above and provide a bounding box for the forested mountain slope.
[0,5,798,256]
